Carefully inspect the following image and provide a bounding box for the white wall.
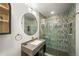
[0,3,39,56]
[76,3,79,56]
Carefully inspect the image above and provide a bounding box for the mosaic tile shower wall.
[40,4,75,56]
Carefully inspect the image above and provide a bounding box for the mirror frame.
[22,12,38,36]
[0,3,11,35]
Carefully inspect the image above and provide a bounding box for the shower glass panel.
[40,4,75,56]
[40,17,69,56]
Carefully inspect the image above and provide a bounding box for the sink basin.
[21,39,45,56]
[30,40,42,45]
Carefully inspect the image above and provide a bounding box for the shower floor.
[45,47,69,56]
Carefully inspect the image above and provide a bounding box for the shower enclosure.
[39,4,76,56]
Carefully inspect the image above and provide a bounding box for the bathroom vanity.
[21,9,46,56]
[21,39,45,56]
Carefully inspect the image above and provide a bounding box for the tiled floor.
[46,47,69,56]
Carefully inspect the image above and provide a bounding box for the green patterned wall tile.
[39,4,75,56]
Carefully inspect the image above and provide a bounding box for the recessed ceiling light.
[50,11,54,14]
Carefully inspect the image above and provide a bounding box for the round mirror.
[22,13,38,35]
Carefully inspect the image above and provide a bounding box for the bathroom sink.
[30,40,42,45]
[21,39,45,56]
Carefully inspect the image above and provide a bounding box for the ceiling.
[30,3,73,18]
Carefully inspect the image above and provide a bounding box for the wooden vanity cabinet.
[21,39,46,56]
